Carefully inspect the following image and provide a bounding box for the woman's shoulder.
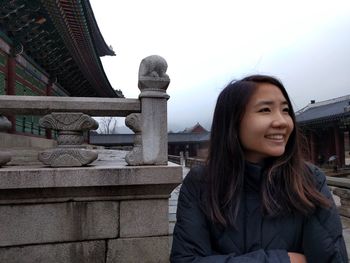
[181,165,207,193]
[305,162,327,190]
[184,165,207,182]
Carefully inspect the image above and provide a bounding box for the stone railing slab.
[327,176,350,219]
[326,176,350,189]
[0,96,140,116]
[0,163,182,205]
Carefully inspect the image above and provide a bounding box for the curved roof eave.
[83,0,116,57]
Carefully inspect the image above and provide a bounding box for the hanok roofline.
[182,122,209,134]
[296,94,350,126]
[0,0,122,98]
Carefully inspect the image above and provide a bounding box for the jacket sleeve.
[170,168,290,263]
[302,166,348,263]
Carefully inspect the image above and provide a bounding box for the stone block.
[169,205,177,214]
[0,240,105,263]
[338,206,350,218]
[169,213,176,222]
[340,215,350,229]
[169,222,175,235]
[106,236,169,263]
[0,201,119,246]
[120,199,168,237]
[0,132,56,149]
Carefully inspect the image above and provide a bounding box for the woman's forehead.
[248,83,288,104]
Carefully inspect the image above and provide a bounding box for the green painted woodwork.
[15,65,46,94]
[15,66,26,79]
[15,115,43,136]
[53,88,67,97]
[0,72,5,95]
[0,52,6,66]
[14,81,43,135]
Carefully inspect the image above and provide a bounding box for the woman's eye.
[259,108,270,112]
[283,108,290,113]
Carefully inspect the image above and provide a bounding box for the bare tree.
[97,117,118,134]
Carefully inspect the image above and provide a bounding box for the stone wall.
[0,155,182,262]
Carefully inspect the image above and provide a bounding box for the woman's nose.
[271,112,288,127]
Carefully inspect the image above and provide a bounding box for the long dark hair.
[206,74,330,227]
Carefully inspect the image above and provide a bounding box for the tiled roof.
[182,122,208,133]
[90,132,210,146]
[0,0,122,97]
[168,132,210,143]
[296,94,350,125]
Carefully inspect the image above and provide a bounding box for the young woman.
[170,75,348,263]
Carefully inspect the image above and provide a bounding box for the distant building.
[296,95,350,167]
[0,0,122,137]
[169,123,209,157]
[90,123,211,158]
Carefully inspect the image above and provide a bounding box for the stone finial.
[0,115,12,167]
[38,113,98,167]
[126,55,169,166]
[138,55,170,99]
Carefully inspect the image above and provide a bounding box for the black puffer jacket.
[170,163,348,262]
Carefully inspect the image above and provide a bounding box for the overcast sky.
[90,0,350,132]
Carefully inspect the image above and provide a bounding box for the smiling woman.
[170,75,348,263]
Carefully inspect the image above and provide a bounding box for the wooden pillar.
[334,125,345,167]
[6,55,16,133]
[309,131,316,164]
[45,80,53,96]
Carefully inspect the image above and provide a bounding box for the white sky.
[90,0,350,132]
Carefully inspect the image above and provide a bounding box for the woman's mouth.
[265,134,284,140]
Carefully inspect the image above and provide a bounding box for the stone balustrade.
[0,55,169,167]
[0,55,182,262]
[327,176,350,218]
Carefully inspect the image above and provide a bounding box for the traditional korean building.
[0,0,122,137]
[90,123,211,158]
[296,95,350,167]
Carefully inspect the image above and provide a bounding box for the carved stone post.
[125,55,170,165]
[38,113,99,167]
[0,116,12,167]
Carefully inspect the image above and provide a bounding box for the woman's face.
[239,83,294,163]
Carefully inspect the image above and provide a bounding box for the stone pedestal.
[38,112,98,167]
[0,154,182,263]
